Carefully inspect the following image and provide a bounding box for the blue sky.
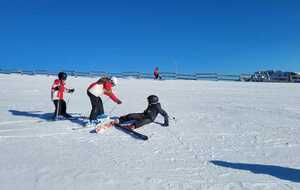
[0,0,299,74]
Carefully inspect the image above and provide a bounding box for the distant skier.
[86,76,122,126]
[115,95,169,129]
[51,72,75,120]
[154,67,162,80]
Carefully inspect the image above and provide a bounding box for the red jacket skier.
[87,76,122,125]
[51,72,74,120]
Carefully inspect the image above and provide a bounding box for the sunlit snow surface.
[0,74,300,190]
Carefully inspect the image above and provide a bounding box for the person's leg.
[134,118,152,128]
[118,113,145,123]
[117,118,152,129]
[53,100,59,119]
[88,91,100,121]
[61,100,72,118]
[98,97,104,116]
[57,100,63,115]
[118,113,152,129]
[60,100,66,115]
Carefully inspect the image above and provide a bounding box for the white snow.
[0,74,300,190]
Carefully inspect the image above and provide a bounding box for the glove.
[68,89,75,93]
[53,86,60,91]
[161,122,169,127]
[116,100,122,104]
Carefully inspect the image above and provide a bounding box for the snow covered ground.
[0,74,300,190]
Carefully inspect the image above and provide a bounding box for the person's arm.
[64,83,75,93]
[51,79,65,100]
[65,86,75,93]
[51,80,60,99]
[156,103,169,126]
[67,88,75,93]
[51,79,60,91]
[103,82,122,104]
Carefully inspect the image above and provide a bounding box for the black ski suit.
[119,103,169,128]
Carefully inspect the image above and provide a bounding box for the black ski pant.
[53,99,68,118]
[87,91,104,121]
[119,113,152,128]
[154,74,162,80]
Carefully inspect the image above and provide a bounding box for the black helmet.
[147,95,159,104]
[58,72,67,80]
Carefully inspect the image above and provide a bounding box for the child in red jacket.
[51,72,74,120]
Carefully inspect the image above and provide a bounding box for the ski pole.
[168,115,176,120]
[168,115,177,123]
[108,104,117,115]
[66,88,75,106]
[55,100,60,120]
[101,97,111,115]
[66,95,71,106]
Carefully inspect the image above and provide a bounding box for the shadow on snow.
[113,125,146,140]
[210,160,300,183]
[8,110,86,126]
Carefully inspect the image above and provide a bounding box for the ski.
[95,121,114,133]
[72,115,113,131]
[72,125,95,131]
[72,116,148,141]
[114,123,148,140]
[72,120,110,131]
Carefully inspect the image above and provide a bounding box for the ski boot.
[85,120,98,127]
[96,114,110,124]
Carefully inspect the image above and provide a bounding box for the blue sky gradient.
[0,0,299,74]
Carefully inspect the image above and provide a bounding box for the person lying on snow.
[115,95,169,129]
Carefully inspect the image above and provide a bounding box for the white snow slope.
[0,74,300,190]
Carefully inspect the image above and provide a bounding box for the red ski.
[95,121,115,133]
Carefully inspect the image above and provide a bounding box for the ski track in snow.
[0,74,300,189]
[0,119,39,125]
